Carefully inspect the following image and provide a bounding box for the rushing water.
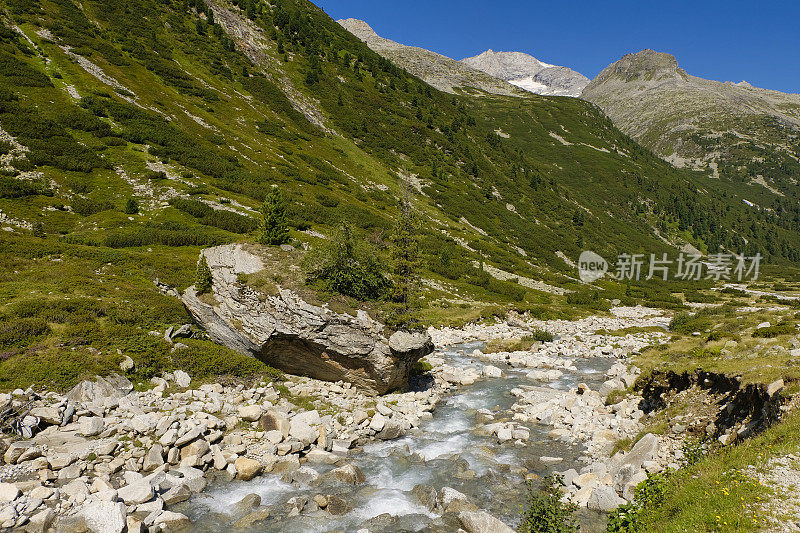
[179,342,615,531]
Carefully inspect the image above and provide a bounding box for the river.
[178,341,615,531]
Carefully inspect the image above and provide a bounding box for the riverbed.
[179,341,615,532]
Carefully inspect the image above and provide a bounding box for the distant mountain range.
[338,18,800,198]
[338,19,587,97]
[337,19,524,96]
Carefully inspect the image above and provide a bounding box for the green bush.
[169,197,256,234]
[566,290,610,311]
[170,339,283,381]
[0,177,51,198]
[410,359,433,376]
[0,317,50,351]
[518,474,579,533]
[72,196,114,217]
[102,222,228,247]
[720,287,746,297]
[304,224,389,301]
[752,322,795,338]
[258,187,290,245]
[530,329,554,343]
[607,472,670,533]
[124,197,140,214]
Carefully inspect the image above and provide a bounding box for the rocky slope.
[461,49,590,97]
[337,19,524,96]
[581,49,800,194]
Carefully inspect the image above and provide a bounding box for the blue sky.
[316,0,800,94]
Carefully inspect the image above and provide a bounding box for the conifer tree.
[259,187,290,245]
[124,198,139,215]
[389,191,421,328]
[196,255,212,294]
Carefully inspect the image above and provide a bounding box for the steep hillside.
[582,50,800,202]
[337,18,523,96]
[461,49,589,97]
[2,0,800,389]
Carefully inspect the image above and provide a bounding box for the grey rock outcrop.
[182,245,433,393]
[67,374,133,405]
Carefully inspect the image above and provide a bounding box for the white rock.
[482,365,502,378]
[238,405,263,422]
[369,413,386,432]
[174,370,191,388]
[81,501,127,533]
[0,483,20,502]
[458,510,516,533]
[117,481,154,505]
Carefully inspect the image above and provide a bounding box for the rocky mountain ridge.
[581,49,800,195]
[337,18,524,96]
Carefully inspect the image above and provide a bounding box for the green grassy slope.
[1,0,799,390]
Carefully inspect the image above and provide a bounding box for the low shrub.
[519,474,579,533]
[410,359,433,376]
[529,329,555,343]
[606,472,670,532]
[72,196,114,217]
[102,222,229,248]
[0,317,50,351]
[170,339,283,381]
[169,197,257,234]
[752,322,795,338]
[566,290,610,311]
[0,176,51,198]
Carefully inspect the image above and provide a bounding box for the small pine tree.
[388,192,421,328]
[196,255,212,294]
[32,221,45,238]
[259,187,290,246]
[124,198,139,215]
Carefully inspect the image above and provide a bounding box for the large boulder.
[182,244,433,393]
[458,510,516,533]
[80,501,127,533]
[66,374,133,406]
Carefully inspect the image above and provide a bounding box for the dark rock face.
[182,245,433,394]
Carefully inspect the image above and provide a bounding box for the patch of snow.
[509,77,549,93]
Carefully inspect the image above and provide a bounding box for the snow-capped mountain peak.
[460,50,589,97]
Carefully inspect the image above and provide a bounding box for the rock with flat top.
[66,374,133,405]
[182,245,433,393]
[587,485,626,511]
[0,483,20,502]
